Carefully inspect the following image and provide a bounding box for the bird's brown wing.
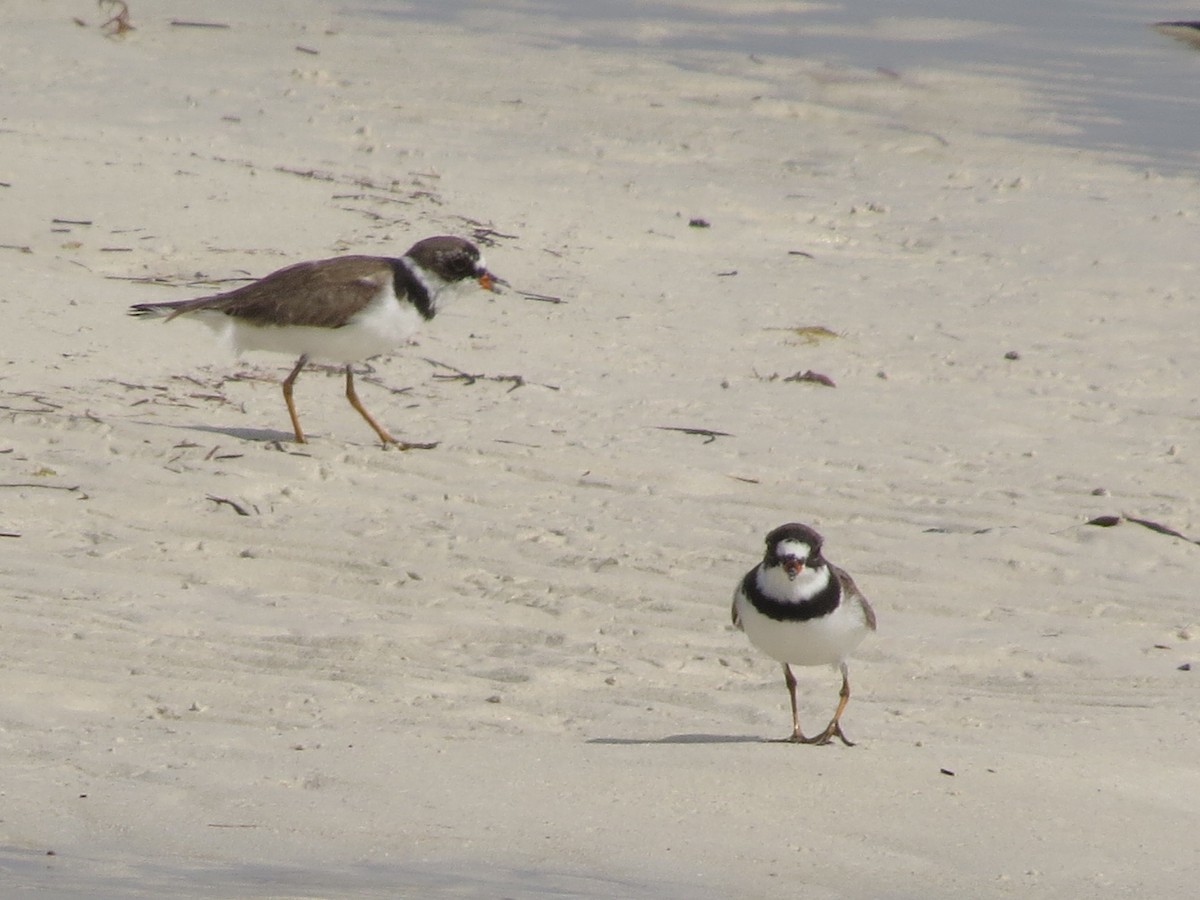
[166,256,395,328]
[832,564,876,631]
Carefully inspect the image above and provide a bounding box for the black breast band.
[740,568,841,622]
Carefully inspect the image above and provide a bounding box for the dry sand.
[2,2,1198,897]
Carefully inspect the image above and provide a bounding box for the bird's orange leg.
[803,663,855,746]
[344,365,398,446]
[282,355,309,443]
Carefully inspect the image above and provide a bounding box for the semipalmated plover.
[732,523,877,745]
[129,235,500,446]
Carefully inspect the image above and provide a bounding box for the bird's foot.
[802,720,855,747]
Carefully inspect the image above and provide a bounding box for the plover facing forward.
[732,523,876,745]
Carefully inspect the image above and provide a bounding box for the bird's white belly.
[189,291,422,364]
[737,595,868,667]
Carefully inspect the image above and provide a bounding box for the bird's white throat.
[757,560,831,603]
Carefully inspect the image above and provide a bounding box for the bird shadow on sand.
[183,423,303,444]
[136,419,323,448]
[587,734,767,746]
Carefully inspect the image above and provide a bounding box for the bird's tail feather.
[128,301,186,319]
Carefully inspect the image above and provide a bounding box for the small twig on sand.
[518,290,566,304]
[0,483,83,493]
[453,218,518,246]
[422,358,559,392]
[0,392,63,413]
[170,20,231,29]
[106,272,256,288]
[206,495,254,516]
[202,445,244,462]
[783,370,837,387]
[764,325,841,344]
[655,426,733,445]
[1086,514,1200,545]
[754,368,837,386]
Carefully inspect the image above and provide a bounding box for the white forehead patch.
[775,540,811,560]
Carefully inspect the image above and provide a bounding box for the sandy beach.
[2,2,1198,897]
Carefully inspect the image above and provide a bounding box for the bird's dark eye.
[445,257,473,280]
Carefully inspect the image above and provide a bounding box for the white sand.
[2,2,1198,896]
